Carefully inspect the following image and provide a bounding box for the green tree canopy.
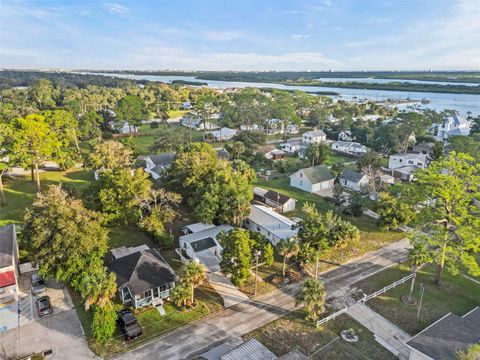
[116,95,147,127]
[295,278,326,322]
[219,229,253,286]
[87,140,133,171]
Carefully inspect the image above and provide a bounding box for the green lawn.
[167,109,189,118]
[73,284,223,358]
[353,264,480,335]
[0,169,93,227]
[244,311,396,360]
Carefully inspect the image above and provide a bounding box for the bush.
[150,121,160,129]
[91,303,117,343]
[157,233,174,249]
[102,130,113,139]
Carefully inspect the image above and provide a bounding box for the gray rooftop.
[406,307,480,360]
[340,169,366,183]
[179,225,234,245]
[220,339,278,360]
[148,153,176,166]
[248,205,298,240]
[292,165,335,184]
[304,130,326,137]
[0,224,15,268]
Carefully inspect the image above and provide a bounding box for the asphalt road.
[115,238,409,360]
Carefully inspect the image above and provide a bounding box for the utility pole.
[417,283,425,320]
[254,250,261,297]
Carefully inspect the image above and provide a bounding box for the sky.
[1,0,480,71]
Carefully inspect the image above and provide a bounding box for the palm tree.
[277,239,300,277]
[295,278,326,322]
[171,282,191,308]
[182,261,206,305]
[81,267,117,310]
[405,235,431,302]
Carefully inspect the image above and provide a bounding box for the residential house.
[388,153,429,170]
[240,124,263,131]
[107,246,176,308]
[431,114,472,141]
[339,169,369,191]
[289,165,335,194]
[136,153,176,180]
[0,224,19,332]
[391,165,419,182]
[279,140,306,155]
[245,205,298,246]
[327,114,339,123]
[406,307,480,360]
[110,121,139,134]
[331,141,369,156]
[411,143,434,156]
[285,124,299,134]
[265,118,283,135]
[219,339,278,360]
[178,224,234,273]
[180,102,192,110]
[216,149,230,160]
[253,187,296,213]
[257,146,285,160]
[338,130,354,141]
[302,130,327,144]
[181,116,217,131]
[207,127,238,141]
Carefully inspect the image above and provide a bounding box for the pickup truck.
[117,309,143,341]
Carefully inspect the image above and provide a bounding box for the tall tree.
[87,140,133,171]
[295,278,326,322]
[81,265,117,310]
[116,95,147,130]
[28,79,58,109]
[277,239,300,277]
[405,233,431,303]
[306,142,331,166]
[182,261,206,305]
[219,229,252,286]
[21,185,109,284]
[376,192,415,230]
[415,152,480,284]
[11,114,59,191]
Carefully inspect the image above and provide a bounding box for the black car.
[117,309,143,341]
[35,296,53,317]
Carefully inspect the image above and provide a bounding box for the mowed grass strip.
[353,264,480,334]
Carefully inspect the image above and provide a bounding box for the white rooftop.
[185,223,216,234]
[180,224,234,245]
[248,205,298,240]
[110,244,150,260]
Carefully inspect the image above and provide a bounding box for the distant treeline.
[89,69,480,84]
[0,70,149,89]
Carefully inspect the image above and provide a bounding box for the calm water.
[83,72,480,116]
[315,77,478,87]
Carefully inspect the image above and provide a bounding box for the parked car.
[36,296,53,317]
[117,309,143,341]
[31,273,47,294]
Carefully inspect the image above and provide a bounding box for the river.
[83,72,480,116]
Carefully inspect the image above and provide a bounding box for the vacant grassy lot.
[353,264,480,334]
[0,169,93,227]
[244,311,396,360]
[73,284,223,358]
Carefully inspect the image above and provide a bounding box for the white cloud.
[201,30,246,41]
[291,34,309,40]
[105,3,129,14]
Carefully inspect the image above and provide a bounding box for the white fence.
[359,273,414,303]
[316,307,348,327]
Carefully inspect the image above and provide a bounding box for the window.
[417,162,422,166]
[299,180,303,186]
[408,160,414,164]
[183,243,187,249]
[143,289,151,299]
[257,226,261,231]
[160,284,170,292]
[300,172,303,177]
[399,159,403,163]
[152,287,159,298]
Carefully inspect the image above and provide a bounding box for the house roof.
[110,245,150,260]
[179,225,234,245]
[220,339,278,360]
[304,130,326,137]
[340,169,366,183]
[391,153,428,161]
[258,146,276,154]
[446,114,469,126]
[190,237,217,252]
[406,307,480,360]
[291,165,335,184]
[185,223,216,234]
[147,153,176,167]
[254,187,269,197]
[0,270,16,287]
[0,224,15,268]
[264,190,293,205]
[217,149,230,160]
[107,249,176,296]
[248,205,298,240]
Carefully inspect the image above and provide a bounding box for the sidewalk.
[208,272,249,308]
[348,302,411,359]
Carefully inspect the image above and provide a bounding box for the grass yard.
[353,264,480,335]
[244,311,396,360]
[238,258,284,297]
[167,109,189,118]
[73,283,223,358]
[0,169,93,227]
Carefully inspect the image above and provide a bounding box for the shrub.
[91,302,117,343]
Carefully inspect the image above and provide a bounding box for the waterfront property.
[245,204,298,246]
[107,246,176,308]
[431,114,472,141]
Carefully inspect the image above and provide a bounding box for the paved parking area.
[0,274,96,359]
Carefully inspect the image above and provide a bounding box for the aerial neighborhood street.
[1,1,480,360]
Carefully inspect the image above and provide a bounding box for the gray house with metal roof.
[289,165,335,194]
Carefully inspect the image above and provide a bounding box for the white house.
[388,153,429,170]
[0,224,19,332]
[207,127,238,141]
[266,118,284,135]
[280,140,306,154]
[285,124,299,134]
[331,141,369,156]
[240,124,263,131]
[289,165,335,194]
[110,121,139,134]
[339,169,369,191]
[136,153,176,180]
[431,114,472,141]
[302,130,327,144]
[178,224,234,273]
[181,116,218,131]
[245,205,298,246]
[327,114,339,123]
[338,130,354,141]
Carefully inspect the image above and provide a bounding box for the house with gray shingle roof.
[339,169,369,191]
[136,153,176,180]
[289,165,335,194]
